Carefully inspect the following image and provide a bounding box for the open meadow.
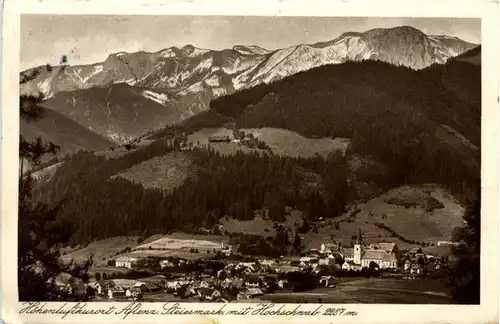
[262,278,451,304]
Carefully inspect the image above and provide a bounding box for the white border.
[2,1,499,324]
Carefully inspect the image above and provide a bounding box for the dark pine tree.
[448,193,480,304]
[18,68,91,301]
[293,233,302,253]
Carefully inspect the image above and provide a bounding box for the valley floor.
[260,278,451,304]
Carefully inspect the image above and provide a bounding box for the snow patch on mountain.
[431,35,460,41]
[107,129,132,143]
[37,78,54,98]
[212,87,228,97]
[79,65,104,84]
[184,47,210,58]
[204,74,221,87]
[255,37,372,85]
[428,37,461,60]
[221,55,267,75]
[141,90,169,105]
[231,63,264,90]
[251,46,298,81]
[194,57,215,72]
[178,81,204,96]
[159,48,177,58]
[233,45,271,55]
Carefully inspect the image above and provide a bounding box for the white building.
[115,256,139,269]
[160,260,175,268]
[337,230,400,269]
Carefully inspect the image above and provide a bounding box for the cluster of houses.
[284,230,402,272]
[50,230,451,301]
[296,230,447,277]
[90,278,163,300]
[111,231,446,280]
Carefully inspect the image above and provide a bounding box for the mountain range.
[20,26,478,147]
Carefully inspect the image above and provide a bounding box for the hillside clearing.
[186,127,265,156]
[60,236,141,266]
[110,151,192,191]
[241,128,350,158]
[219,210,304,237]
[61,233,229,266]
[31,162,64,182]
[97,139,158,159]
[303,185,464,251]
[135,236,226,251]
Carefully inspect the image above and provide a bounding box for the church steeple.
[354,229,363,265]
[357,228,363,245]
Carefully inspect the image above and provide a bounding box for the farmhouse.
[134,282,161,293]
[107,287,126,299]
[208,135,231,143]
[244,275,262,288]
[221,244,233,256]
[160,259,175,268]
[115,256,139,268]
[342,261,362,271]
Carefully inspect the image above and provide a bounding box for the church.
[322,229,401,270]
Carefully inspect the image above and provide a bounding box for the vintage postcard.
[1,0,499,323]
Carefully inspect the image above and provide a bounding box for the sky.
[20,15,481,71]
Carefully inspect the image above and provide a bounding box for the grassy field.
[303,184,464,250]
[135,236,227,251]
[219,210,304,237]
[111,151,193,191]
[241,128,350,158]
[187,127,234,146]
[61,233,228,266]
[61,236,141,266]
[262,278,451,304]
[185,127,350,158]
[186,127,265,156]
[122,233,228,260]
[217,184,462,252]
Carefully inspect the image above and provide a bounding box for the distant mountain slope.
[451,45,481,65]
[21,107,116,159]
[422,46,481,109]
[40,83,210,143]
[20,27,477,143]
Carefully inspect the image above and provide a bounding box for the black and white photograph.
[15,13,483,306]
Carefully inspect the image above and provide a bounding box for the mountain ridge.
[20,26,478,144]
[21,26,478,98]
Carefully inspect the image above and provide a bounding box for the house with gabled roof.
[339,229,401,269]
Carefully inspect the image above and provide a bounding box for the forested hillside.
[34,140,352,245]
[210,59,480,201]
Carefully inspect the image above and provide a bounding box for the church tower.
[354,228,363,265]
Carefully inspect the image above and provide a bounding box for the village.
[50,231,453,303]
